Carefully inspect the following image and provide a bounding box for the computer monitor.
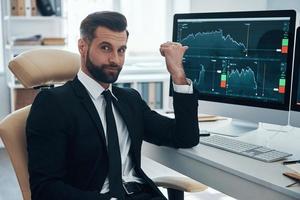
[172,10,296,136]
[290,26,300,127]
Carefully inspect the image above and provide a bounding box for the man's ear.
[78,38,88,55]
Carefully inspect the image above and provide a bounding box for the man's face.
[79,27,127,85]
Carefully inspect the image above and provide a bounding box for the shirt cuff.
[172,78,193,94]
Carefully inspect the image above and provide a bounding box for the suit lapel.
[71,77,107,145]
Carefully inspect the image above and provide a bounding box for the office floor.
[0,148,235,200]
[0,148,23,200]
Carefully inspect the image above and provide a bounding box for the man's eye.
[119,48,126,53]
[101,46,110,51]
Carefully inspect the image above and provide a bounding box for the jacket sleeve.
[141,91,199,148]
[26,90,109,200]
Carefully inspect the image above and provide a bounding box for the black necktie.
[102,90,124,198]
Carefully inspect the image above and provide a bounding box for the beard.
[85,50,122,83]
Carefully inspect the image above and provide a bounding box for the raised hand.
[160,42,189,85]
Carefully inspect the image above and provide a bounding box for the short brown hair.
[80,11,129,42]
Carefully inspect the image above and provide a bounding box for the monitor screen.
[172,10,296,135]
[290,26,300,127]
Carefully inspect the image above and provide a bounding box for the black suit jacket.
[26,77,199,200]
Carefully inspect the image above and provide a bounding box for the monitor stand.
[207,119,259,137]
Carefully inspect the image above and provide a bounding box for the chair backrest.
[0,49,80,200]
[9,49,80,88]
[0,106,31,200]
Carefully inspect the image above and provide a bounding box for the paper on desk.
[198,114,227,122]
[286,164,300,174]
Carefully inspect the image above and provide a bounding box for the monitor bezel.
[291,26,300,112]
[172,10,296,111]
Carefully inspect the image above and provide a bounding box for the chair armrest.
[153,176,207,192]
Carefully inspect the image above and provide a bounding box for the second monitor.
[290,26,300,127]
[172,10,296,136]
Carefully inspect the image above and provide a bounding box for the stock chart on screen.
[176,17,291,104]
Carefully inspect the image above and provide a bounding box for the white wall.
[190,0,268,12]
[267,0,300,12]
[0,3,3,71]
[0,0,3,73]
[267,0,300,25]
[190,0,299,25]
[0,1,10,121]
[0,76,10,121]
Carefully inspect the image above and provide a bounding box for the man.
[26,11,199,200]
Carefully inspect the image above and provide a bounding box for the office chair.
[0,49,207,200]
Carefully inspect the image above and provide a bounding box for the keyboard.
[199,135,292,162]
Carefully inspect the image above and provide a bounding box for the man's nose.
[108,51,120,65]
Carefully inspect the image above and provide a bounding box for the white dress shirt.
[77,70,193,193]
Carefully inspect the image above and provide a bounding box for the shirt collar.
[77,70,118,101]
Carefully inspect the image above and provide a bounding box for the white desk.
[142,119,300,200]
